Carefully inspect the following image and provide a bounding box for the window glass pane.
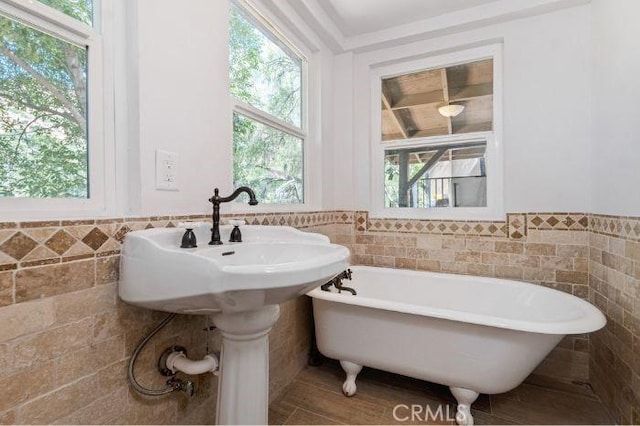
[381,59,493,141]
[384,143,486,208]
[233,113,303,204]
[37,0,93,26]
[229,5,302,128]
[0,15,88,198]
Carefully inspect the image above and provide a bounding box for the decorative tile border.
[357,212,592,239]
[360,211,516,239]
[355,211,368,232]
[365,216,509,238]
[527,213,589,231]
[507,213,527,239]
[0,211,354,270]
[590,214,640,242]
[223,210,354,228]
[0,210,612,271]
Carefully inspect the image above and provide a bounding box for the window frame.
[370,44,504,220]
[0,0,115,220]
[228,0,315,211]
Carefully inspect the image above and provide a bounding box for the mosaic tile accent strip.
[365,217,509,238]
[355,211,368,232]
[0,232,38,261]
[0,210,603,272]
[0,209,604,305]
[527,213,589,231]
[221,210,354,228]
[507,213,527,239]
[590,214,640,242]
[0,211,353,272]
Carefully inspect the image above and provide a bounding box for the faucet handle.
[343,268,353,280]
[229,219,245,243]
[180,228,197,248]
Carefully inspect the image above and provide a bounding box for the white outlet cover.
[156,149,179,191]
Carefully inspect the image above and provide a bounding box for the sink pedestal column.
[212,304,281,425]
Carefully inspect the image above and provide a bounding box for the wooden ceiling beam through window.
[391,90,444,110]
[410,127,450,138]
[385,141,486,157]
[387,84,490,111]
[381,58,494,142]
[441,68,452,135]
[382,82,409,139]
[449,83,493,102]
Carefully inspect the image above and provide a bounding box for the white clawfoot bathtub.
[308,266,605,425]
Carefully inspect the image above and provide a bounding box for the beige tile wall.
[0,212,348,425]
[340,212,593,383]
[345,211,640,423]
[588,215,640,425]
[0,209,636,424]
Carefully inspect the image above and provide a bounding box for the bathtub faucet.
[321,269,356,295]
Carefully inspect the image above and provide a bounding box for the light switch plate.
[155,150,179,191]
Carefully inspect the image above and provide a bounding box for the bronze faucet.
[321,269,356,295]
[208,187,258,245]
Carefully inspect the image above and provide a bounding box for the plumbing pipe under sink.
[165,350,219,376]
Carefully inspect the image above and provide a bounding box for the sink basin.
[119,223,350,314]
[119,222,350,425]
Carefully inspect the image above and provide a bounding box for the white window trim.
[0,0,115,220]
[232,98,305,141]
[227,0,321,213]
[370,44,504,221]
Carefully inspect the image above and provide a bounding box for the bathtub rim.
[307,265,605,335]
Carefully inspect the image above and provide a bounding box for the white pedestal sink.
[212,305,280,424]
[119,223,350,425]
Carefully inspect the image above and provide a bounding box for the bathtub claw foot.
[339,360,362,397]
[450,387,478,426]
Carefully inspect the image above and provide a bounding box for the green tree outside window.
[0,0,92,198]
[229,4,304,204]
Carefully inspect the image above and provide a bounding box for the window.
[385,142,487,208]
[0,0,110,216]
[372,46,503,219]
[36,0,93,26]
[229,1,306,204]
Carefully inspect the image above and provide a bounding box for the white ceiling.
[317,0,500,37]
[268,0,587,53]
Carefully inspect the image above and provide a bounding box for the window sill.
[0,197,111,221]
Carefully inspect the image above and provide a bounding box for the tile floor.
[269,360,614,425]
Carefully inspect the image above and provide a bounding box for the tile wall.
[0,212,347,425]
[339,211,592,383]
[0,209,636,424]
[335,210,639,423]
[589,215,640,425]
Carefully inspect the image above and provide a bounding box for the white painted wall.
[330,52,355,209]
[5,1,638,220]
[319,48,337,208]
[127,0,231,216]
[332,5,593,215]
[590,0,640,216]
[126,0,334,216]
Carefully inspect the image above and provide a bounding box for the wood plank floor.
[269,360,614,425]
